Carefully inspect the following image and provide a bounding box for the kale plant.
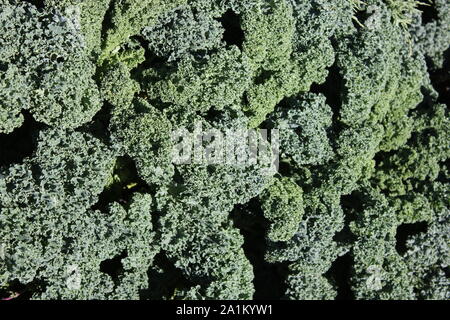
[0,0,448,300]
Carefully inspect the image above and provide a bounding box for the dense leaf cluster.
[0,0,448,300]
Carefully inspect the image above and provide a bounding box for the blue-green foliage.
[0,1,101,134]
[410,0,450,70]
[0,0,448,300]
[142,3,224,62]
[268,93,334,166]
